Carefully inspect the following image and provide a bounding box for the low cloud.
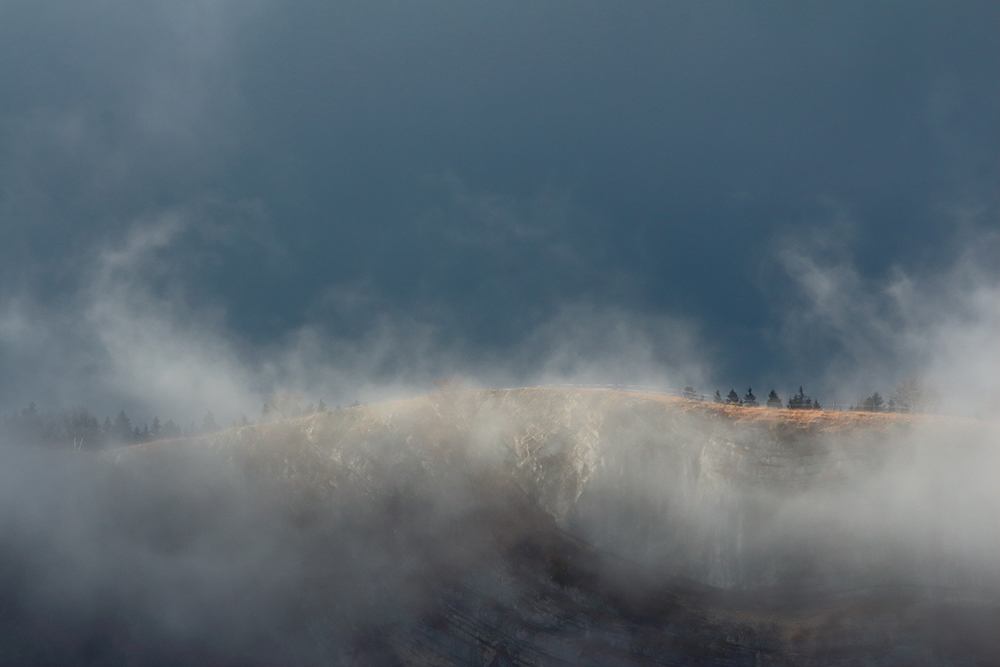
[515,300,711,391]
[0,210,716,426]
[773,219,1000,417]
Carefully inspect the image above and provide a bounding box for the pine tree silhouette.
[113,411,132,442]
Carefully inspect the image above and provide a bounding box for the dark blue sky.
[0,1,997,419]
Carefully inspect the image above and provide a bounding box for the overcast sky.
[0,1,997,421]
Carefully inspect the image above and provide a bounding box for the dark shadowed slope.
[3,389,998,665]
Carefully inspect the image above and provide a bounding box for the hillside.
[7,388,998,666]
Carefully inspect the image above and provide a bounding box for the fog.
[774,221,1000,418]
[3,208,996,427]
[1,0,996,414]
[0,142,996,667]
[2,386,999,663]
[0,210,719,425]
[0,135,996,665]
[0,0,997,662]
[570,410,1000,593]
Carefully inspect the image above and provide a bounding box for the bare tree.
[891,377,939,414]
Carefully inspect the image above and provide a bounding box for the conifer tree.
[766,390,782,408]
[202,410,219,433]
[113,411,132,442]
[162,419,180,439]
[861,392,884,412]
[788,387,816,409]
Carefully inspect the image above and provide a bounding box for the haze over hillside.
[0,3,996,664]
[2,388,997,665]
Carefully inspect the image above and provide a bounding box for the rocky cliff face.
[3,389,998,665]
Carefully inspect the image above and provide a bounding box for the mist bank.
[1,388,997,665]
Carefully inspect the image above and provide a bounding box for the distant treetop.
[787,386,821,410]
[766,390,782,408]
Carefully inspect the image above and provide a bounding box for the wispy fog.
[2,205,997,427]
[0,0,997,663]
[775,219,1000,418]
[1,0,996,422]
[0,209,719,426]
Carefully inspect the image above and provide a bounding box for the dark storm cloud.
[0,0,996,415]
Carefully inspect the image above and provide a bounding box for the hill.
[4,388,999,665]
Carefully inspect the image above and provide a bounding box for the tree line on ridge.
[681,376,937,414]
[1,392,339,452]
